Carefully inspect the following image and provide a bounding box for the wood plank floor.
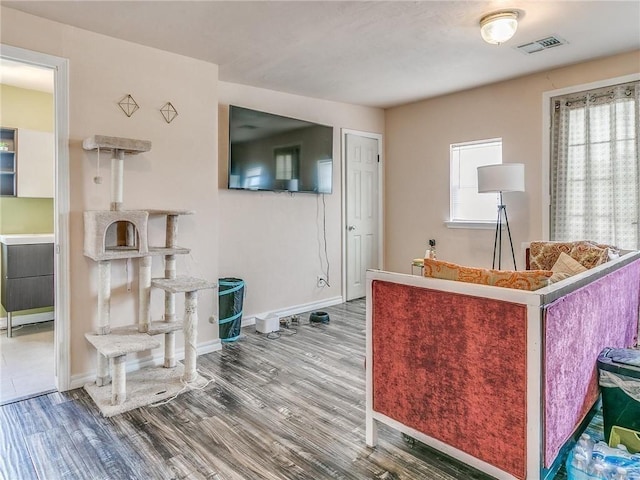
[1,299,503,480]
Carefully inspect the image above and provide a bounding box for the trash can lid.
[597,348,640,379]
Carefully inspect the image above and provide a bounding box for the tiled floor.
[0,321,55,405]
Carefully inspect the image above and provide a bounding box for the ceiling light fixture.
[480,11,519,45]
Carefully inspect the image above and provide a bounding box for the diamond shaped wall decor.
[118,94,139,117]
[160,102,178,124]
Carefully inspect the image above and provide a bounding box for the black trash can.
[597,347,640,443]
[218,278,245,342]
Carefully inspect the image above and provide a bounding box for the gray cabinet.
[1,242,54,336]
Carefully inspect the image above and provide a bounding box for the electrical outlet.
[317,275,328,287]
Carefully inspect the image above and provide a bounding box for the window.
[243,167,262,189]
[275,145,300,180]
[550,81,639,249]
[449,139,502,224]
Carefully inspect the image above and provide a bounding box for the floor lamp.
[477,163,525,270]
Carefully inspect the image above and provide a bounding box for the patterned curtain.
[551,81,640,250]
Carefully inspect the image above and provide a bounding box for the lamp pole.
[492,191,517,270]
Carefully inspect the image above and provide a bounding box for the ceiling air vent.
[516,35,567,54]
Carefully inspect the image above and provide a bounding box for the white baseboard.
[69,338,222,390]
[0,311,55,330]
[241,295,343,327]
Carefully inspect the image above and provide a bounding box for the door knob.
[348,225,356,231]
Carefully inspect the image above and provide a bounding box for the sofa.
[365,245,640,480]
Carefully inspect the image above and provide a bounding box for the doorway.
[0,45,70,403]
[342,130,383,301]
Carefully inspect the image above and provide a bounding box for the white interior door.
[345,133,379,300]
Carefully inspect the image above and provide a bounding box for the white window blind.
[550,81,640,249]
[450,139,502,222]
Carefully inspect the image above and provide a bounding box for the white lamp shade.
[477,163,525,193]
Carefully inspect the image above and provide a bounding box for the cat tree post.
[111,355,127,404]
[97,260,111,335]
[138,256,151,333]
[96,354,110,387]
[183,290,198,383]
[111,148,125,211]
[164,214,179,368]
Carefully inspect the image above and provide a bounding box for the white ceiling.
[0,58,53,93]
[3,1,640,108]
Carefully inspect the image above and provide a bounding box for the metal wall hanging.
[118,94,139,117]
[160,102,178,123]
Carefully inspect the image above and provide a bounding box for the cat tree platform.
[85,325,161,357]
[84,363,208,418]
[83,246,190,261]
[82,135,151,154]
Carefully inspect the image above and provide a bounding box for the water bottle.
[571,452,588,473]
[576,433,594,461]
[612,467,629,480]
[590,443,611,478]
[592,441,608,463]
[591,462,608,479]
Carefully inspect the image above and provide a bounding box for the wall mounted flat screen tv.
[228,106,333,194]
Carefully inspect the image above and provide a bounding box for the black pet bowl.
[309,311,330,324]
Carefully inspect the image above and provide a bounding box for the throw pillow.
[569,242,609,269]
[552,252,588,276]
[423,258,553,291]
[528,241,574,271]
[549,271,572,284]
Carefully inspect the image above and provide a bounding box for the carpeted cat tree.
[82,135,215,417]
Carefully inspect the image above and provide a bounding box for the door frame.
[341,129,384,301]
[1,44,71,392]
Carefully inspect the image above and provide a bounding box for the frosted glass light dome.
[480,11,519,45]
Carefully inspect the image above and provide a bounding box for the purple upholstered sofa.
[366,249,640,480]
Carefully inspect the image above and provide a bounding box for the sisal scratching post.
[164,332,176,368]
[138,256,151,333]
[182,291,198,383]
[166,215,178,248]
[110,149,125,211]
[96,353,110,386]
[97,260,111,335]
[164,216,179,368]
[164,255,177,321]
[111,355,127,405]
[164,255,177,368]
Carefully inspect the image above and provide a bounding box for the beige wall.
[1,7,219,380]
[385,50,640,273]
[219,82,384,317]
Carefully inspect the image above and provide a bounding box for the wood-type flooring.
[0,299,500,479]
